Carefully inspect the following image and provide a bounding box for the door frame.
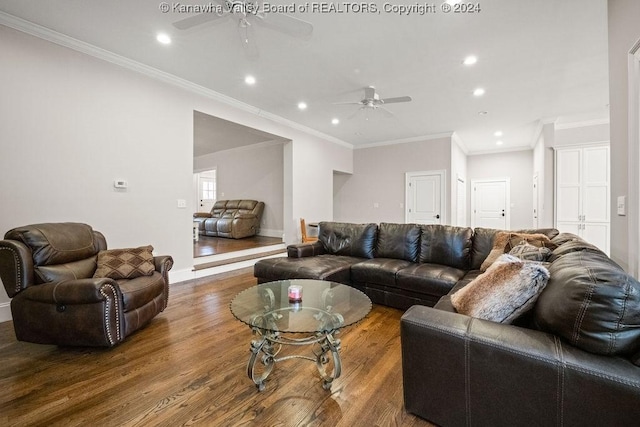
[470,177,511,229]
[628,38,640,278]
[405,170,446,224]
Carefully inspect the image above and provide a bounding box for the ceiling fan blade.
[377,106,396,118]
[333,101,364,106]
[173,9,228,30]
[238,22,259,60]
[380,96,412,104]
[256,13,313,38]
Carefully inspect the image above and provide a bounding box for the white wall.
[0,24,352,320]
[333,137,453,224]
[608,0,640,273]
[467,150,534,229]
[450,136,468,226]
[194,141,285,236]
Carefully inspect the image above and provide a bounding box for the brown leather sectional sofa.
[194,199,264,239]
[254,221,640,426]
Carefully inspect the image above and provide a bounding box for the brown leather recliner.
[0,223,173,347]
[194,199,265,239]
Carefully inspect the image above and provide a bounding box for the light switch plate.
[177,199,186,208]
[617,195,626,216]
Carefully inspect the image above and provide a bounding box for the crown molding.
[554,117,610,130]
[0,11,353,150]
[354,132,454,150]
[467,145,533,157]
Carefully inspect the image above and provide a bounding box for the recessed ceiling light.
[494,131,503,137]
[496,140,504,146]
[473,88,485,97]
[463,56,477,66]
[331,118,340,125]
[156,33,171,45]
[244,75,256,85]
[297,102,307,110]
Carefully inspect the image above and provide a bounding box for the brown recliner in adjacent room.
[0,222,173,347]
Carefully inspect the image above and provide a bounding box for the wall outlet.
[177,199,186,208]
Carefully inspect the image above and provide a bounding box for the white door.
[582,146,610,223]
[556,148,582,223]
[406,171,443,225]
[456,175,466,226]
[195,169,216,213]
[532,174,539,228]
[471,179,510,229]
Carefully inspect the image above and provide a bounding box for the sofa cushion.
[93,246,155,280]
[451,254,550,324]
[396,263,466,297]
[480,232,555,271]
[35,257,97,283]
[376,223,420,262]
[318,222,377,259]
[5,222,100,266]
[253,255,363,284]
[351,258,413,286]
[117,271,166,312]
[419,225,473,269]
[534,249,640,357]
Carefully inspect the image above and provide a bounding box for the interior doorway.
[471,178,510,229]
[405,170,445,225]
[195,169,216,214]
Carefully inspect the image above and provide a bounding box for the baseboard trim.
[258,229,284,238]
[0,302,12,323]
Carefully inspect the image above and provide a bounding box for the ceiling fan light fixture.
[156,33,172,45]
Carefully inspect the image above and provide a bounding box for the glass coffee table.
[230,279,372,391]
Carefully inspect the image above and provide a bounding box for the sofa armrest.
[154,255,174,282]
[400,305,640,427]
[0,239,34,297]
[193,212,212,218]
[287,241,326,258]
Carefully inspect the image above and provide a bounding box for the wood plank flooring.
[0,269,434,427]
[194,236,283,258]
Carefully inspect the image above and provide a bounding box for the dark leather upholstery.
[317,221,378,258]
[401,231,640,426]
[194,199,264,239]
[0,223,173,347]
[255,222,560,311]
[401,306,640,427]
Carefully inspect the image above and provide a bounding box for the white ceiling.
[0,0,610,154]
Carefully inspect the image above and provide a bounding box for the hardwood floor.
[194,236,284,258]
[0,269,434,427]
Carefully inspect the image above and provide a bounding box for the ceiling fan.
[172,0,313,59]
[335,86,413,119]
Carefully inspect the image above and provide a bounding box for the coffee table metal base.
[247,326,342,391]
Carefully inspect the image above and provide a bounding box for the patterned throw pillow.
[509,242,552,262]
[93,245,155,279]
[480,232,555,271]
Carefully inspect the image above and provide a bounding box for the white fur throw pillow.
[451,254,550,323]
